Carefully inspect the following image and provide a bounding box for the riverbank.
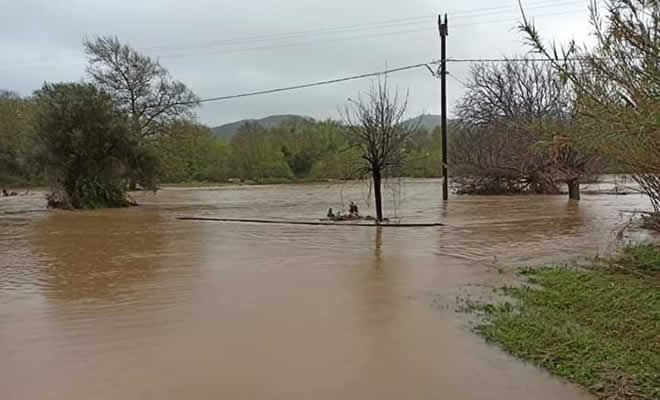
[472,244,660,400]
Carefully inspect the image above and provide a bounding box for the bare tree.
[450,122,558,195]
[458,59,568,125]
[343,79,418,222]
[549,134,601,200]
[84,36,199,140]
[454,57,598,199]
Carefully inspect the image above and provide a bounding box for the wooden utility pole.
[439,14,449,201]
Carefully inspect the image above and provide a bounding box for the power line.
[141,16,432,52]
[450,6,588,29]
[452,0,587,19]
[189,54,613,107]
[151,6,588,60]
[157,27,436,59]
[143,0,589,57]
[0,2,596,74]
[447,72,469,88]
[448,57,551,63]
[0,2,591,70]
[188,60,440,105]
[453,0,587,16]
[446,56,620,63]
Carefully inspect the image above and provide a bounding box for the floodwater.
[0,179,654,400]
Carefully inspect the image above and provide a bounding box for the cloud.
[0,0,593,126]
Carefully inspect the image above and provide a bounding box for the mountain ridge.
[211,114,313,138]
[210,113,445,138]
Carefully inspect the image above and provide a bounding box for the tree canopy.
[84,36,199,139]
[34,82,155,209]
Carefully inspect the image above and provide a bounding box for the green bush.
[34,82,150,209]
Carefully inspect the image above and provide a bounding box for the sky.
[1,0,595,127]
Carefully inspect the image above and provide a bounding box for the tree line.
[0,92,445,183]
[1,80,444,188]
[0,0,658,227]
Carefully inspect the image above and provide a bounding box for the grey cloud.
[0,0,593,126]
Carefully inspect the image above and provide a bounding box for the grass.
[475,245,660,400]
[608,244,660,276]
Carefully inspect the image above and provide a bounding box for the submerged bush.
[34,82,153,209]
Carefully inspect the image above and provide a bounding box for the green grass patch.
[477,246,660,400]
[607,245,660,276]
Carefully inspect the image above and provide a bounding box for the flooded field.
[0,179,654,399]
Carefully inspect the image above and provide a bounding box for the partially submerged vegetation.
[342,78,420,221]
[1,0,658,221]
[34,83,152,209]
[473,244,660,400]
[519,0,660,224]
[1,91,445,203]
[451,59,601,199]
[1,36,198,209]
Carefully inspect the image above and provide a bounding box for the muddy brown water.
[1,179,654,399]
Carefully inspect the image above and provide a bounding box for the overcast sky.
[1,0,594,127]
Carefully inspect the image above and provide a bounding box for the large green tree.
[34,82,156,209]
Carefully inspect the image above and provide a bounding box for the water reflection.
[31,210,167,300]
[374,227,383,259]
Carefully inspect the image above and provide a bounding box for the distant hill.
[211,114,313,138]
[211,113,448,139]
[406,114,462,132]
[404,114,443,131]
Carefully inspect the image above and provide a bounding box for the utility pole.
[439,14,449,201]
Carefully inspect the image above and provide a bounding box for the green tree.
[34,82,155,209]
[153,121,230,182]
[403,127,444,178]
[84,36,199,188]
[307,120,362,180]
[272,118,349,179]
[229,122,292,181]
[0,91,36,184]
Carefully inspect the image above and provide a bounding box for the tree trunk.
[568,179,580,200]
[373,169,383,222]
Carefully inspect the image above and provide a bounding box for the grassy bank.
[475,245,659,400]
